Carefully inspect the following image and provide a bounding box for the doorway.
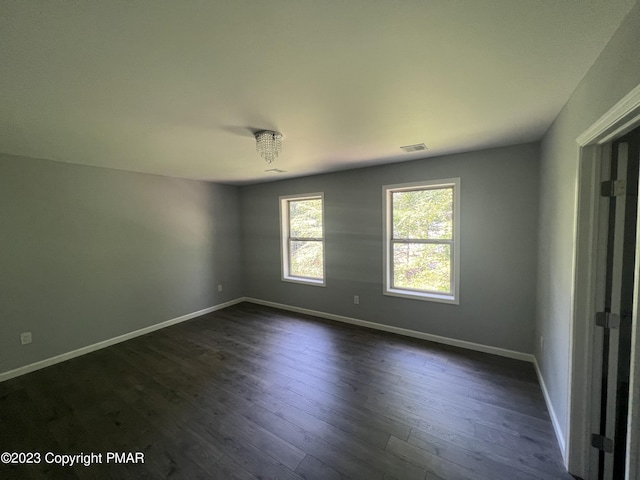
[591,128,639,479]
[570,83,640,480]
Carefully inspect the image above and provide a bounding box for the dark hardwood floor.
[0,302,574,479]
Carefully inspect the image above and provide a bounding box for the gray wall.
[536,1,640,450]
[242,143,540,354]
[0,153,242,373]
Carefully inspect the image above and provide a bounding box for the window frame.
[383,178,460,304]
[279,192,326,286]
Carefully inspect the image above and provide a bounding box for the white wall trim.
[244,297,534,363]
[534,356,568,465]
[0,298,244,383]
[625,145,640,480]
[566,142,606,476]
[568,81,640,478]
[577,83,640,146]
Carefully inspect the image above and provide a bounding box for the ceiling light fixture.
[255,130,283,164]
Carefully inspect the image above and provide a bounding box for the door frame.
[570,82,640,478]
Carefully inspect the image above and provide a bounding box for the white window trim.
[383,178,460,304]
[279,192,326,287]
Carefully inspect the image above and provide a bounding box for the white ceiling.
[0,1,636,185]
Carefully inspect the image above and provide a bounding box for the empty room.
[2,2,640,479]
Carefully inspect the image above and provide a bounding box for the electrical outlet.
[20,332,32,345]
[218,284,223,292]
[354,295,359,305]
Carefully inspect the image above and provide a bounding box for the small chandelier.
[255,130,282,164]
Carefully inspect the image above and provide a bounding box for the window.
[280,193,325,286]
[383,178,460,304]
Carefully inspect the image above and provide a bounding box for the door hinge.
[600,180,626,197]
[591,434,614,453]
[595,312,620,329]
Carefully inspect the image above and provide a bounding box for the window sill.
[282,276,326,287]
[384,288,458,305]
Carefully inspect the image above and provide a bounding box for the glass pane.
[392,188,453,240]
[393,243,450,293]
[289,199,322,238]
[290,240,323,279]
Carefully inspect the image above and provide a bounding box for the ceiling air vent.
[400,143,427,153]
[265,168,286,174]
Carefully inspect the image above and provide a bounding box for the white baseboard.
[0,298,244,383]
[534,356,568,464]
[245,298,572,460]
[3,296,564,462]
[244,297,535,363]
